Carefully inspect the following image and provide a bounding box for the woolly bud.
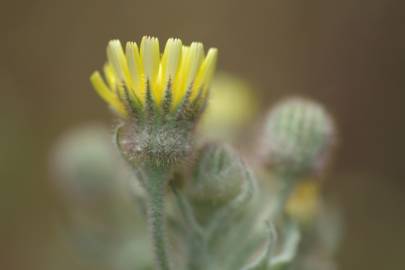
[187,144,245,206]
[260,97,336,177]
[116,119,194,168]
[50,124,121,204]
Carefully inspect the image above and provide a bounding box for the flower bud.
[186,144,245,206]
[116,119,193,167]
[50,124,121,204]
[260,97,336,177]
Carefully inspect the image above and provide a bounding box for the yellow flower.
[90,36,218,118]
[286,180,320,224]
[197,72,258,142]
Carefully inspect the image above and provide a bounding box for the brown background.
[1,0,404,269]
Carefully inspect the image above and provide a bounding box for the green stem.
[143,165,171,270]
[269,172,296,221]
[271,183,293,221]
[170,183,208,270]
[170,183,204,237]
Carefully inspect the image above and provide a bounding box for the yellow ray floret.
[90,36,218,117]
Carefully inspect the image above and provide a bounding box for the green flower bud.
[260,97,336,177]
[187,143,245,206]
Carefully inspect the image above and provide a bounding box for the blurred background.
[1,0,404,269]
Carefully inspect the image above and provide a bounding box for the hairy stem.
[143,165,171,270]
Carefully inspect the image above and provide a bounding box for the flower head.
[90,36,218,166]
[90,36,218,119]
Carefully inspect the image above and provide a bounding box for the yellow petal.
[173,46,189,94]
[125,41,144,102]
[185,42,204,89]
[157,38,182,103]
[103,63,117,90]
[90,71,127,117]
[140,36,160,100]
[173,43,204,106]
[107,41,131,86]
[191,48,218,100]
[102,63,126,104]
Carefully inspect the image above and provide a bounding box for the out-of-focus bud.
[285,180,320,225]
[50,124,122,205]
[197,72,259,142]
[260,97,336,177]
[50,125,152,269]
[187,144,246,207]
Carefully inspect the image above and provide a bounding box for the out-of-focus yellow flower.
[286,180,320,224]
[197,72,258,141]
[90,36,218,117]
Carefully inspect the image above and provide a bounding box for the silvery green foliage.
[134,141,335,270]
[50,125,153,270]
[287,202,343,270]
[51,96,341,270]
